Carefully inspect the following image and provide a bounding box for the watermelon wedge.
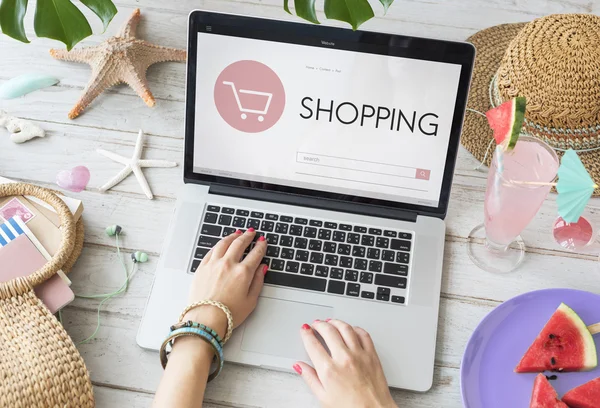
[562,377,600,408]
[516,303,597,373]
[486,96,526,151]
[530,374,569,408]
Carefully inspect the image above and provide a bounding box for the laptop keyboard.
[189,204,413,305]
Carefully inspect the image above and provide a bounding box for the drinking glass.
[467,136,559,273]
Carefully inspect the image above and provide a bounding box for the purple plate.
[461,289,600,407]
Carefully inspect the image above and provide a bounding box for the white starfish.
[97,129,177,199]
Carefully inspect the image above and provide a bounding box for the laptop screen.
[192,31,463,209]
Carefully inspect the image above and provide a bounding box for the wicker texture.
[0,183,94,408]
[462,14,600,196]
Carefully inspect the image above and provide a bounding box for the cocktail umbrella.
[556,149,598,223]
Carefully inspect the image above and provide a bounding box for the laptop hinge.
[208,184,419,223]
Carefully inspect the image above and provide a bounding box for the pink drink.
[484,137,559,248]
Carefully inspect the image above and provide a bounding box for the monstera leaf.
[0,0,117,49]
[285,0,394,30]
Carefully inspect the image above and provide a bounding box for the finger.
[199,248,213,267]
[311,320,348,358]
[210,229,242,258]
[243,236,267,270]
[248,264,267,298]
[294,362,325,400]
[300,324,331,371]
[327,319,362,351]
[225,228,256,260]
[354,326,376,353]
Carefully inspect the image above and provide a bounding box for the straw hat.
[462,14,600,195]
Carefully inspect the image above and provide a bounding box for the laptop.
[137,10,475,392]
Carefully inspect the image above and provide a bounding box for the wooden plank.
[94,385,232,407]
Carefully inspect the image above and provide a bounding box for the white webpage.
[194,33,462,207]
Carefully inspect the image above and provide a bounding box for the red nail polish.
[263,265,268,275]
[235,229,242,234]
[301,323,311,330]
[325,318,332,322]
[313,319,320,323]
[258,236,266,242]
[248,227,255,232]
[293,364,302,375]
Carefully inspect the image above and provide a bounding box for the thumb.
[294,362,325,401]
[248,263,267,299]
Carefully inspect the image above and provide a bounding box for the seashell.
[0,73,59,99]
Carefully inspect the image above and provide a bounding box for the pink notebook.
[0,235,74,313]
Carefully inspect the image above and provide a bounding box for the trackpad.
[241,297,333,360]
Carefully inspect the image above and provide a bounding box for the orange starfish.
[50,9,186,119]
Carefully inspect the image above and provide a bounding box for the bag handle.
[0,183,75,299]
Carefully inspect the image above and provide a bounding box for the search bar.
[296,152,430,180]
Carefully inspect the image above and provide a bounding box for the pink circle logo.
[214,60,286,133]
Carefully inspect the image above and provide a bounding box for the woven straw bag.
[0,183,94,408]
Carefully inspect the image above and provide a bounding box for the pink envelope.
[0,235,74,313]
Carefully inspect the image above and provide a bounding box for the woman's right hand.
[294,319,397,408]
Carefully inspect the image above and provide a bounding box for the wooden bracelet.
[160,328,224,381]
[179,300,234,344]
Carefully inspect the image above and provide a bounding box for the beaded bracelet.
[160,327,224,381]
[170,320,224,348]
[179,300,233,344]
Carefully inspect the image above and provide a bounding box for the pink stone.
[56,166,90,193]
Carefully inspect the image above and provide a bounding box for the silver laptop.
[137,10,475,392]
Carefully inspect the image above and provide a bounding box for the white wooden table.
[1,1,598,407]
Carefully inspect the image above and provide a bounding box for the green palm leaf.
[286,0,394,29]
[80,0,118,31]
[0,0,30,43]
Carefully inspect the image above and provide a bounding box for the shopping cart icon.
[222,81,274,122]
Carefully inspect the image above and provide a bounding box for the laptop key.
[399,232,412,240]
[207,205,220,212]
[195,247,210,259]
[318,229,332,240]
[369,261,382,273]
[309,220,323,227]
[261,221,275,232]
[340,256,353,268]
[361,235,375,246]
[346,283,360,297]
[344,270,358,282]
[352,246,366,257]
[369,228,382,236]
[347,233,360,244]
[396,252,410,264]
[377,287,391,295]
[377,287,390,301]
[202,224,222,236]
[308,239,322,251]
[384,230,397,237]
[280,215,293,223]
[294,218,308,225]
[367,248,380,259]
[223,227,236,237]
[218,215,232,226]
[324,222,337,229]
[266,213,278,221]
[286,261,300,273]
[354,226,367,233]
[330,268,344,279]
[360,272,373,284]
[251,211,264,219]
[332,231,346,242]
[266,246,280,257]
[236,209,249,216]
[294,237,308,249]
[310,252,324,264]
[262,257,271,266]
[290,225,303,236]
[190,259,201,273]
[281,248,295,259]
[271,259,285,271]
[384,262,408,276]
[300,263,315,275]
[204,212,218,224]
[339,224,352,231]
[325,254,338,266]
[354,258,368,270]
[303,227,317,238]
[315,265,329,277]
[382,250,395,262]
[376,237,389,248]
[198,235,220,248]
[323,242,337,253]
[280,236,294,247]
[232,217,246,228]
[265,271,326,292]
[361,291,375,299]
[222,207,235,214]
[266,234,279,245]
[392,295,406,304]
[375,274,407,289]
[275,223,289,234]
[295,250,309,262]
[391,239,411,251]
[247,219,261,230]
[327,280,345,294]
[337,244,351,255]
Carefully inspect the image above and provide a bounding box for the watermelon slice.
[530,374,569,408]
[516,303,597,373]
[486,96,526,151]
[562,377,600,408]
